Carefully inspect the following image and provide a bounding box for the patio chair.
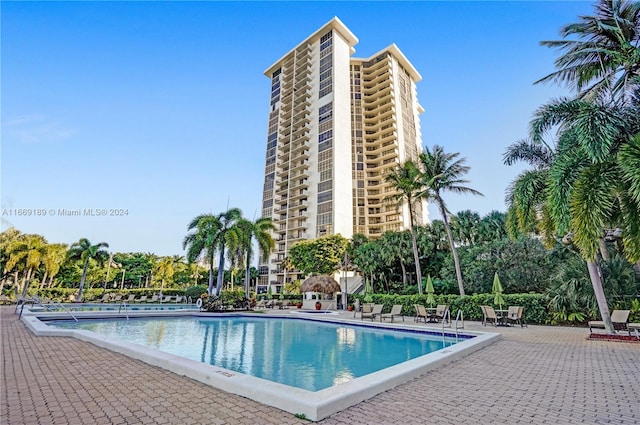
[589,310,631,334]
[434,304,450,323]
[352,299,361,317]
[380,304,404,322]
[255,299,267,309]
[414,304,428,323]
[160,295,172,303]
[135,295,147,303]
[481,305,499,326]
[362,304,383,321]
[507,306,527,327]
[124,294,136,303]
[98,294,111,303]
[174,295,185,303]
[358,303,373,319]
[146,294,159,303]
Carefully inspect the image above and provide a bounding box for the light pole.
[342,251,349,311]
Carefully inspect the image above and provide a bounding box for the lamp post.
[342,251,349,311]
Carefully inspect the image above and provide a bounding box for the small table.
[495,309,510,327]
[426,307,439,323]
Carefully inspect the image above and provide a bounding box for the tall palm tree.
[532,99,640,332]
[384,160,425,294]
[232,217,275,299]
[184,214,222,296]
[183,208,243,296]
[535,0,640,101]
[67,238,109,302]
[418,145,483,296]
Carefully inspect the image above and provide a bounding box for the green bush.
[185,285,208,300]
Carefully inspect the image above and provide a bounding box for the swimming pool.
[49,316,461,391]
[23,312,500,420]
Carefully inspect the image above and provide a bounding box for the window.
[317,190,332,203]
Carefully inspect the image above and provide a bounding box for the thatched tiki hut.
[300,275,340,310]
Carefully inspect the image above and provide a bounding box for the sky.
[1,0,592,256]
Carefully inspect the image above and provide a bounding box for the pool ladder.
[118,302,129,320]
[442,309,464,340]
[17,296,78,322]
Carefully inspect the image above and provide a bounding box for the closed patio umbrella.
[492,272,505,310]
[425,275,435,307]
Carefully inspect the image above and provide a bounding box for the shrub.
[185,285,208,300]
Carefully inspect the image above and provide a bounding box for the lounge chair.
[414,304,428,323]
[362,304,383,321]
[174,295,185,303]
[160,295,173,303]
[629,323,640,340]
[255,299,267,309]
[380,304,404,322]
[507,306,527,327]
[352,299,361,318]
[135,295,147,303]
[434,304,450,323]
[146,295,159,303]
[124,294,136,303]
[97,294,111,303]
[111,294,123,303]
[359,303,373,319]
[481,305,499,326]
[589,310,631,334]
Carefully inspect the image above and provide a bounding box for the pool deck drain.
[3,306,639,424]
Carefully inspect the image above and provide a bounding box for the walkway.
[2,306,638,424]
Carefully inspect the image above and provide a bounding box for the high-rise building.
[258,17,428,293]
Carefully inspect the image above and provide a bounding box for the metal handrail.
[18,296,78,321]
[118,301,129,320]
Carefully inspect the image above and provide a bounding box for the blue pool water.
[34,303,198,312]
[50,316,463,391]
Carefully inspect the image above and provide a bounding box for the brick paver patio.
[2,306,638,424]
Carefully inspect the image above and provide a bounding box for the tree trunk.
[400,261,407,289]
[441,204,465,296]
[207,252,215,296]
[408,205,423,294]
[586,259,614,334]
[245,252,251,300]
[40,272,48,290]
[215,247,226,296]
[598,238,609,260]
[77,261,89,302]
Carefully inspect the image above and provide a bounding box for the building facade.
[258,17,428,293]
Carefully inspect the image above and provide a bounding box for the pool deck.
[2,306,639,424]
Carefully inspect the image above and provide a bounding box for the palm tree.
[183,208,243,296]
[184,214,221,296]
[418,145,483,296]
[67,238,109,302]
[40,243,68,289]
[384,160,425,294]
[5,233,48,297]
[233,217,275,299]
[154,257,177,292]
[533,99,640,332]
[535,0,640,101]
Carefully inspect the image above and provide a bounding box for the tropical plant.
[232,217,275,299]
[39,243,68,289]
[418,145,483,296]
[535,0,640,102]
[287,234,348,276]
[67,238,109,302]
[384,160,426,293]
[5,233,48,297]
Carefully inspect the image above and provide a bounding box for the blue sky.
[2,1,591,256]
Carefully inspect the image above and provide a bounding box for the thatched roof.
[300,275,341,293]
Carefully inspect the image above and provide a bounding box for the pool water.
[34,303,198,312]
[50,316,461,391]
